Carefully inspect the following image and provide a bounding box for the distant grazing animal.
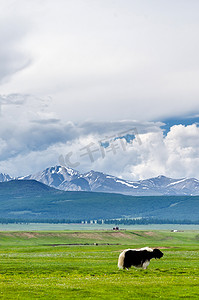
[118,247,163,270]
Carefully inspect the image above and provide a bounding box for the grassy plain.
[0,230,198,299]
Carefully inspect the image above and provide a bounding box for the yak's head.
[153,248,164,259]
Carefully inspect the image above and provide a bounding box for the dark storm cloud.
[0,92,163,162]
[0,121,78,160]
[79,120,164,136]
[31,119,60,124]
[0,93,78,161]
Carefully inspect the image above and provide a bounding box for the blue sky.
[161,115,199,135]
[0,0,199,180]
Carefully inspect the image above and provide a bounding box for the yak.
[118,247,163,270]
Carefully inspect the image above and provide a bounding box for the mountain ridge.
[0,179,198,221]
[1,166,199,196]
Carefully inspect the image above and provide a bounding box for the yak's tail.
[118,250,126,269]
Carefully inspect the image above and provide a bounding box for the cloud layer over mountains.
[0,94,199,181]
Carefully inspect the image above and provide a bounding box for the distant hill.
[0,180,198,221]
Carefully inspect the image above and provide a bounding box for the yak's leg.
[142,261,150,270]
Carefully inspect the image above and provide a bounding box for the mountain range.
[1,166,199,196]
[0,180,198,221]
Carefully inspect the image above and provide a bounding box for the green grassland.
[0,230,198,299]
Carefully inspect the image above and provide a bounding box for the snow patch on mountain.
[0,173,12,182]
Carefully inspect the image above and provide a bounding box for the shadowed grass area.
[0,230,198,299]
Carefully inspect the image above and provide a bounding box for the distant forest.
[0,218,199,225]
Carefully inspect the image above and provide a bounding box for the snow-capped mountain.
[0,173,12,182]
[1,166,199,195]
[13,166,199,195]
[19,166,91,192]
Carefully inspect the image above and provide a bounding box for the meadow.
[0,230,198,299]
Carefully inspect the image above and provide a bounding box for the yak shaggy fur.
[118,247,163,270]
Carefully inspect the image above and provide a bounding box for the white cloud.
[164,125,199,178]
[0,13,31,84]
[0,0,199,121]
[116,124,199,180]
[52,123,199,181]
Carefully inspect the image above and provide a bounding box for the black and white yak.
[118,247,163,270]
